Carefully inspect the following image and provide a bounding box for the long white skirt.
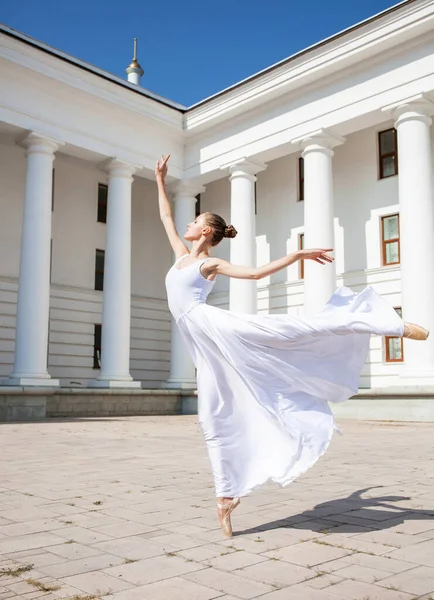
[177,286,404,497]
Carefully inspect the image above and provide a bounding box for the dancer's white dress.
[165,255,404,498]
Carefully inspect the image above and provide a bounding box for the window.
[49,239,53,284]
[379,129,398,179]
[298,157,304,201]
[98,183,108,223]
[195,194,201,218]
[95,249,105,291]
[51,169,55,211]
[93,324,102,369]
[299,233,305,279]
[254,181,257,215]
[385,308,403,363]
[381,214,400,266]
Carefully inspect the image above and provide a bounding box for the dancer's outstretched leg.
[403,322,429,340]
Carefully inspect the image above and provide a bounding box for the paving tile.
[333,563,396,583]
[203,550,267,571]
[91,536,166,560]
[60,570,133,594]
[109,576,223,600]
[323,578,415,599]
[254,582,347,599]
[38,553,124,578]
[182,567,274,599]
[384,539,434,567]
[377,565,434,596]
[236,560,313,587]
[263,540,353,566]
[103,555,205,585]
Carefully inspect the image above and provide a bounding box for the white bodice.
[165,255,216,321]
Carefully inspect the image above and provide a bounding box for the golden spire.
[126,38,144,76]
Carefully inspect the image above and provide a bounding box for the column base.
[3,376,60,387]
[165,378,197,389]
[88,378,141,389]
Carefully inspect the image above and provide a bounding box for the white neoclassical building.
[2,0,434,420]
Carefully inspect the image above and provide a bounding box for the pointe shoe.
[217,497,240,538]
[403,322,430,341]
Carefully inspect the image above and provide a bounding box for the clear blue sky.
[1,0,402,106]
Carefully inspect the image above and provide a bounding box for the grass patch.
[26,578,61,592]
[93,500,103,506]
[65,539,75,544]
[165,551,177,557]
[0,564,33,577]
[123,558,138,564]
[61,520,74,525]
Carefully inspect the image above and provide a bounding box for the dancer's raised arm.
[155,155,189,259]
[201,248,334,281]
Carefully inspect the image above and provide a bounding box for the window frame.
[378,128,398,180]
[298,157,304,202]
[381,213,400,266]
[51,168,55,211]
[385,308,404,363]
[93,324,102,369]
[94,249,105,291]
[97,183,108,224]
[195,194,201,218]
[299,233,305,280]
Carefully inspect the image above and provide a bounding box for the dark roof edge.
[0,24,187,113]
[188,0,418,110]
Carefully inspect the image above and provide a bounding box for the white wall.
[0,145,172,386]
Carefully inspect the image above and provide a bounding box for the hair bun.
[224,225,238,239]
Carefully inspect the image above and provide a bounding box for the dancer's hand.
[155,154,170,181]
[298,248,334,265]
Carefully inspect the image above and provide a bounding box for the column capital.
[221,157,267,178]
[169,180,206,199]
[100,158,139,178]
[18,131,65,155]
[292,128,345,154]
[382,93,434,126]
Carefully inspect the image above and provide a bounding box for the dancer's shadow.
[238,486,434,535]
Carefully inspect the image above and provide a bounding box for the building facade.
[1,0,434,396]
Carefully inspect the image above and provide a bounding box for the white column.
[90,159,140,388]
[226,159,266,314]
[6,132,63,386]
[386,94,434,380]
[167,182,205,388]
[293,129,342,315]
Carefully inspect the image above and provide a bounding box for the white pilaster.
[224,159,266,314]
[6,132,63,387]
[384,94,434,381]
[292,129,342,316]
[90,159,140,388]
[167,181,205,388]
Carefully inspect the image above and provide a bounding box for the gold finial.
[127,37,144,73]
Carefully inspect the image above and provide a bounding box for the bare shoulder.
[201,257,224,278]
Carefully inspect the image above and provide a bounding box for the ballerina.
[156,154,428,537]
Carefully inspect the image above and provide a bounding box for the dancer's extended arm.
[155,155,189,259]
[201,249,333,280]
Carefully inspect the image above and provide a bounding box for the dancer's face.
[184,214,211,242]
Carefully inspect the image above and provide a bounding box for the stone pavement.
[0,416,433,600]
